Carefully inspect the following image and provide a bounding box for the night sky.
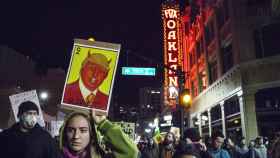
[0,0,175,105]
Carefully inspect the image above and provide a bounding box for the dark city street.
[0,1,280,158]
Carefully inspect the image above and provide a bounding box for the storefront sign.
[161,3,182,108]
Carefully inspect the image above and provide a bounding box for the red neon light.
[162,3,182,109]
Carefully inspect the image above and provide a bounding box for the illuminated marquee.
[161,3,182,108]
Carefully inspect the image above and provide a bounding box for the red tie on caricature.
[86,93,96,105]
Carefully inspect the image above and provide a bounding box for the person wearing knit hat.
[16,101,39,130]
[63,51,110,111]
[17,101,39,117]
[0,101,61,158]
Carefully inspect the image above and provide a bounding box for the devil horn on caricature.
[87,50,91,57]
[108,58,112,65]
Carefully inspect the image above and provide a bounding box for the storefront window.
[255,87,280,138]
[211,105,222,133]
[224,96,242,142]
[192,115,200,128]
[225,117,242,142]
[201,111,209,137]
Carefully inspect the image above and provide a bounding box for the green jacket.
[98,119,139,158]
[59,112,139,158]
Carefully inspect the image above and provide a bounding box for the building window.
[255,87,280,137]
[222,43,233,73]
[224,96,242,142]
[205,21,215,46]
[201,111,209,137]
[254,23,280,59]
[217,0,230,29]
[198,70,207,93]
[189,50,196,68]
[209,61,218,84]
[196,39,203,58]
[217,7,224,29]
[224,97,240,116]
[211,105,222,133]
[224,0,229,20]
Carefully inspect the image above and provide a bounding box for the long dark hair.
[163,132,176,146]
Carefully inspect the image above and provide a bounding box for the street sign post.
[121,67,156,76]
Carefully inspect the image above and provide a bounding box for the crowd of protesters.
[1,101,280,158]
[0,101,139,158]
[137,128,280,158]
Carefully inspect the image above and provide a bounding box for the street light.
[176,66,191,138]
[179,89,191,108]
[40,92,48,100]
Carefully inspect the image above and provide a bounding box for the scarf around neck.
[63,147,89,158]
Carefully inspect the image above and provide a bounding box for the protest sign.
[61,39,120,114]
[9,90,45,127]
[114,121,135,140]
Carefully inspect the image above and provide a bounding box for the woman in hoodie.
[59,110,139,158]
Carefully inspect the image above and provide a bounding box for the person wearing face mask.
[0,101,61,158]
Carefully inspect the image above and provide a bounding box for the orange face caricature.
[63,51,111,111]
[80,53,111,91]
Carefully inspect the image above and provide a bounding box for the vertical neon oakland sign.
[161,3,182,109]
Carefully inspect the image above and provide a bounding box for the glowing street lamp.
[179,89,191,108]
[40,92,48,100]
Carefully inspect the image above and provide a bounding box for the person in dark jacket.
[0,101,61,158]
[173,140,201,158]
[182,128,213,158]
[159,132,177,158]
[140,137,159,158]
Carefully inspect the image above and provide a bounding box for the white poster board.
[9,90,45,127]
[51,120,64,137]
[114,121,135,140]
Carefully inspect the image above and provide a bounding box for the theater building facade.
[180,0,280,142]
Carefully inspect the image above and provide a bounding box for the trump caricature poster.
[61,39,120,114]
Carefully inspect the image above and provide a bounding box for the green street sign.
[122,67,156,76]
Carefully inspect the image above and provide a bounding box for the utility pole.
[177,66,186,138]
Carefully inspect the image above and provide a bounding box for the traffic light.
[179,89,191,108]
